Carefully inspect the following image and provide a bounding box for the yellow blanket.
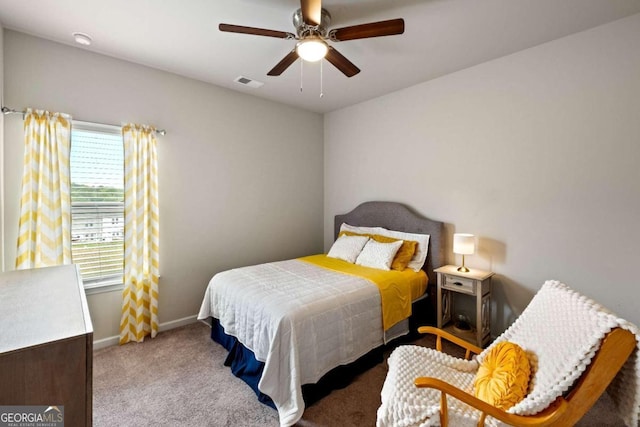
[299,254,428,330]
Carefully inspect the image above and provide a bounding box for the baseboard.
[158,314,199,332]
[93,314,198,350]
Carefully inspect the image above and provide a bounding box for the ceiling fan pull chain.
[320,60,324,98]
[300,60,304,93]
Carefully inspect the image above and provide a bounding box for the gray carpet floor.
[93,322,626,426]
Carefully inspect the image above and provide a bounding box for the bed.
[197,201,444,426]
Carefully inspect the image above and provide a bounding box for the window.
[70,122,124,290]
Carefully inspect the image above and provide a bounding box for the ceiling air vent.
[234,76,264,89]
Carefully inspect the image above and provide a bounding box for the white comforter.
[197,259,386,426]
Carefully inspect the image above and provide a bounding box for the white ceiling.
[0,0,639,113]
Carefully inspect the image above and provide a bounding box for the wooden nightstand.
[434,265,494,348]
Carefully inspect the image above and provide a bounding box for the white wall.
[0,24,4,272]
[325,14,640,333]
[2,30,324,341]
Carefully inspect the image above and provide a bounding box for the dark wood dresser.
[0,265,93,426]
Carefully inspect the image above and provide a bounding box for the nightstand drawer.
[442,275,475,294]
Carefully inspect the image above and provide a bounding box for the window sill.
[84,282,124,295]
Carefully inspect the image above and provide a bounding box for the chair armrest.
[417,326,483,359]
[415,376,568,427]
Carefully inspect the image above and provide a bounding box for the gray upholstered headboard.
[334,201,444,285]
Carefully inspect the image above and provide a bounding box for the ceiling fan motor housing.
[293,8,331,38]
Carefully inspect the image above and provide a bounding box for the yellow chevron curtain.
[120,124,160,344]
[16,109,72,269]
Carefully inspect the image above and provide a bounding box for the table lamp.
[453,233,475,273]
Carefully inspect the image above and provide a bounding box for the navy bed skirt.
[210,318,276,408]
[209,318,384,409]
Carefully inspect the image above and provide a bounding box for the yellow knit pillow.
[474,341,531,410]
[338,231,417,271]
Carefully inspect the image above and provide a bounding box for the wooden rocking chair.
[377,281,640,427]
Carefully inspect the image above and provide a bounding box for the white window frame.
[70,121,124,295]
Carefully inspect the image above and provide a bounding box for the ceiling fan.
[219,0,405,78]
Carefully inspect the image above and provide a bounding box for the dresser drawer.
[442,274,475,294]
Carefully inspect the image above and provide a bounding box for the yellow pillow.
[371,235,417,271]
[338,230,361,237]
[473,341,531,410]
[338,231,417,271]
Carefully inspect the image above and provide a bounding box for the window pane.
[70,124,124,287]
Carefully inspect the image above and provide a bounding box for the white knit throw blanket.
[378,281,640,426]
[480,281,640,426]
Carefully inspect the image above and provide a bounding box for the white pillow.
[340,223,430,272]
[327,234,370,263]
[355,239,403,271]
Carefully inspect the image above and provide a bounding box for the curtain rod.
[1,106,167,136]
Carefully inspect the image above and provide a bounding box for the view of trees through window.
[71,183,123,202]
[70,125,124,287]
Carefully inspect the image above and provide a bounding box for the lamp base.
[456,254,470,273]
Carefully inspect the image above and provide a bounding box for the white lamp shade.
[296,39,328,62]
[453,233,475,255]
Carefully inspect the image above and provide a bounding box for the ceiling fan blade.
[219,23,294,39]
[325,46,360,78]
[329,18,405,41]
[301,0,322,26]
[267,50,299,76]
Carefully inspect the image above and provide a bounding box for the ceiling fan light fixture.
[296,38,328,62]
